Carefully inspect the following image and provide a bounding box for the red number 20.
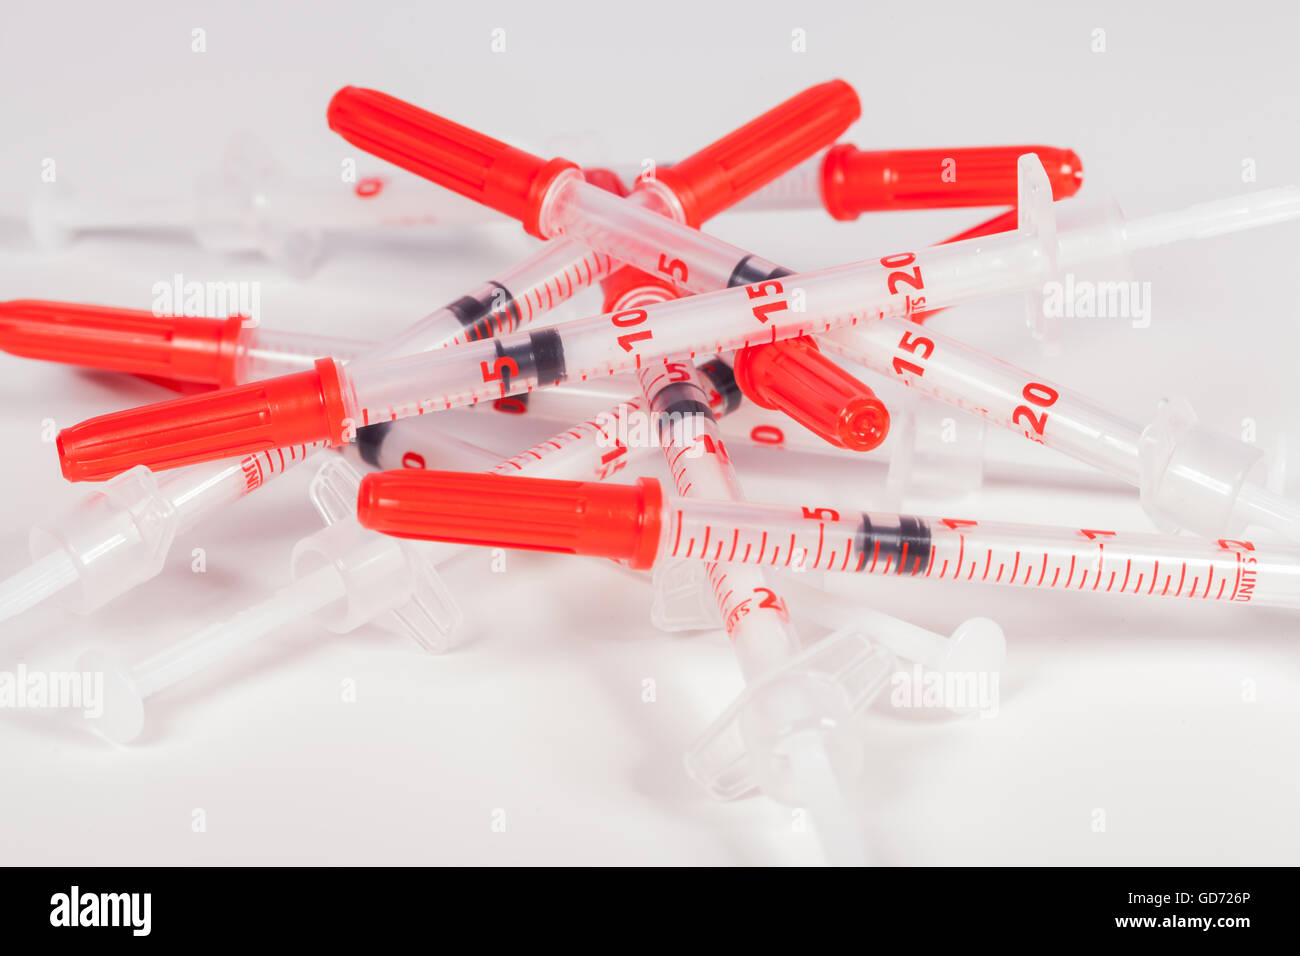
[1012,382,1060,442]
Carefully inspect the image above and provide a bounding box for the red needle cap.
[357,470,664,569]
[654,79,860,227]
[600,266,679,312]
[328,81,859,235]
[733,335,890,451]
[0,300,245,386]
[57,358,349,481]
[328,86,579,238]
[580,167,631,198]
[822,144,1083,220]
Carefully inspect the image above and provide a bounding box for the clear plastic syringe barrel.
[3,242,610,389]
[60,237,1045,480]
[731,152,826,211]
[500,370,923,470]
[656,499,1300,609]
[541,176,788,291]
[358,236,616,362]
[551,176,1300,332]
[27,440,326,614]
[335,218,1048,417]
[240,175,505,231]
[336,250,952,427]
[164,441,330,525]
[38,221,615,601]
[503,377,1101,505]
[547,172,1052,294]
[360,398,657,482]
[359,184,691,364]
[819,310,1294,538]
[89,173,1300,478]
[638,360,800,679]
[236,328,368,382]
[41,203,632,607]
[825,318,1142,481]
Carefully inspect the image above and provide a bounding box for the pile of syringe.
[4,80,1300,865]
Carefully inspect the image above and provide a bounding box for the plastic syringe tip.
[0,300,245,386]
[821,144,1083,220]
[357,470,664,569]
[327,86,578,238]
[733,335,890,451]
[77,650,146,744]
[56,358,348,481]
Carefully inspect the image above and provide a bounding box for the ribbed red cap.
[357,470,664,569]
[600,266,679,313]
[821,145,1083,220]
[654,80,861,227]
[327,86,578,238]
[581,167,631,198]
[57,358,349,481]
[0,300,245,386]
[733,335,889,451]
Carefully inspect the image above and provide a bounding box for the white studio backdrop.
[0,0,1297,864]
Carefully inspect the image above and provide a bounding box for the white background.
[1,0,1298,865]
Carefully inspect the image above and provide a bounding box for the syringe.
[12,76,860,630]
[328,89,1298,449]
[352,357,740,474]
[21,80,858,625]
[78,457,465,744]
[2,256,590,619]
[356,471,1300,610]
[0,444,326,624]
[733,144,1081,218]
[603,251,892,452]
[0,300,368,386]
[596,245,1276,523]
[0,300,734,397]
[637,359,801,676]
[820,318,1291,538]
[30,117,1081,277]
[33,80,871,461]
[59,164,1300,540]
[485,369,1129,506]
[309,79,864,366]
[71,383,747,741]
[634,357,883,855]
[326,86,894,448]
[325,88,1056,301]
[53,269,907,478]
[591,204,1018,450]
[27,134,517,276]
[658,566,1006,717]
[27,128,1079,275]
[2,253,886,448]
